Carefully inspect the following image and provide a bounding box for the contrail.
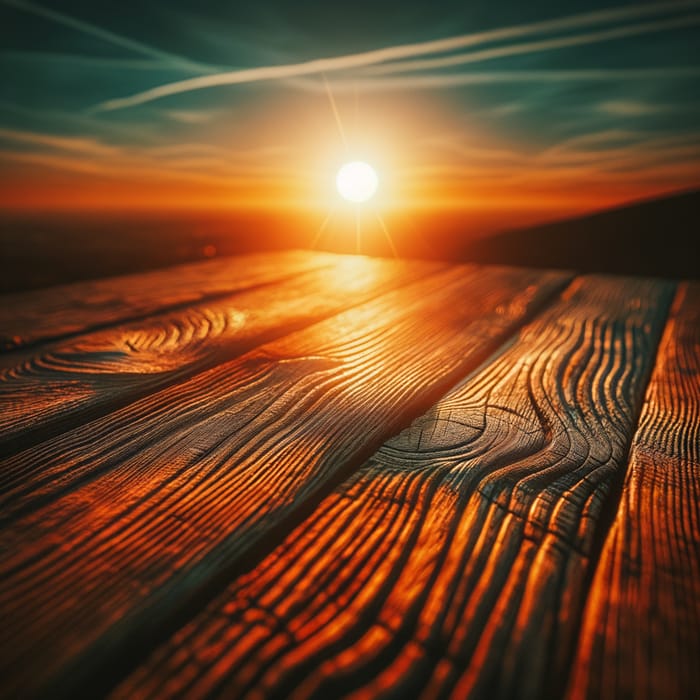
[362,14,700,76]
[287,67,700,93]
[0,0,216,73]
[92,0,700,111]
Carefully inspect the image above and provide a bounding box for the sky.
[1,0,699,221]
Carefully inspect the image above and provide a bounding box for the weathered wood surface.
[1,252,695,700]
[0,257,439,455]
[0,249,334,351]
[568,282,700,700]
[0,263,569,697]
[110,275,675,700]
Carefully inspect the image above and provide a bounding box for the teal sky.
[1,0,699,212]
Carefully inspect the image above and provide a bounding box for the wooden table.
[0,251,697,699]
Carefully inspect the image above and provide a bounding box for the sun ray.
[353,82,359,131]
[310,209,334,249]
[321,73,348,151]
[375,212,399,258]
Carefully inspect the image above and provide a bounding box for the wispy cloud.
[0,127,118,155]
[0,0,217,73]
[92,0,700,111]
[401,130,700,191]
[1,50,177,72]
[536,130,700,170]
[0,126,299,186]
[144,142,294,162]
[0,145,299,193]
[599,99,700,116]
[163,110,217,125]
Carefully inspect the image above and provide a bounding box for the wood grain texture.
[112,275,675,700]
[0,256,438,454]
[0,249,335,351]
[0,264,568,697]
[568,282,700,700]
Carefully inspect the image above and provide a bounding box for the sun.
[336,161,378,203]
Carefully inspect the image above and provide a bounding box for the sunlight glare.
[336,161,378,203]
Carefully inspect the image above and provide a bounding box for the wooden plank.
[0,256,440,454]
[0,265,568,697]
[111,275,675,700]
[568,282,700,700]
[0,249,335,351]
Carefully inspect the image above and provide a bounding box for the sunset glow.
[0,0,697,235]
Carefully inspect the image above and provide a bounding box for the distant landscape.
[1,188,696,294]
[463,188,698,279]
